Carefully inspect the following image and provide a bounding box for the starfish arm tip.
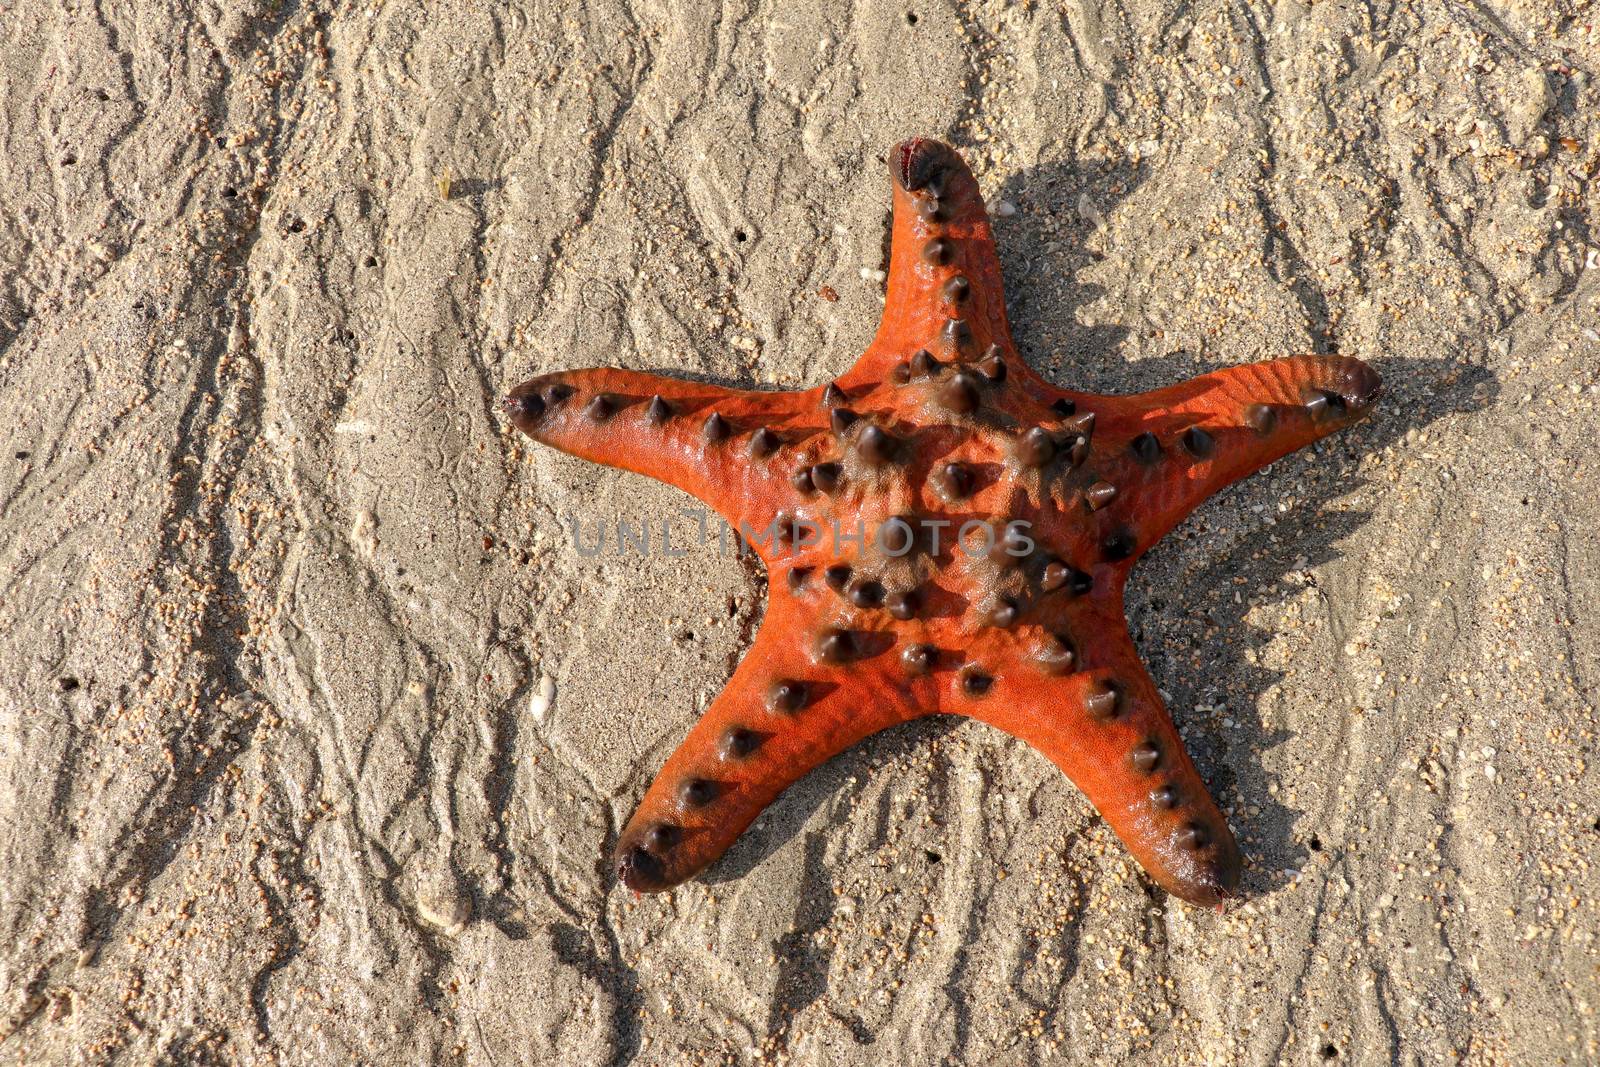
[612,842,676,893]
[1149,830,1243,906]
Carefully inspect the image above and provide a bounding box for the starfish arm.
[844,139,1042,392]
[1065,355,1382,559]
[505,368,816,531]
[959,597,1242,905]
[611,595,930,891]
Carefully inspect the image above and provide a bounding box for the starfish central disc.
[505,138,1381,907]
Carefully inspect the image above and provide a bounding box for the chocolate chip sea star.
[505,138,1380,905]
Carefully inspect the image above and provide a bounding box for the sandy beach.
[1,1,1597,1063]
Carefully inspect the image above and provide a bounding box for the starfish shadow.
[990,155,1144,383]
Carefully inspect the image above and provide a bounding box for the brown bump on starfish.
[1130,431,1162,464]
[585,394,615,421]
[648,823,681,847]
[1130,740,1162,773]
[885,514,921,555]
[938,371,982,414]
[1082,680,1122,720]
[767,680,808,714]
[810,462,842,493]
[719,727,761,760]
[1182,425,1215,459]
[942,275,971,304]
[894,137,954,193]
[921,240,952,266]
[1102,527,1137,562]
[679,778,719,808]
[1245,403,1278,435]
[961,668,993,696]
[910,349,940,377]
[940,318,973,353]
[786,567,813,592]
[1085,481,1119,511]
[1040,558,1092,595]
[1036,633,1076,674]
[902,643,937,675]
[703,412,730,442]
[503,390,545,422]
[985,595,1020,628]
[936,461,973,500]
[510,138,1379,906]
[750,427,780,459]
[977,345,1007,383]
[791,467,816,495]
[614,845,667,890]
[890,363,911,384]
[886,588,921,620]
[1303,387,1344,421]
[849,579,886,609]
[1150,784,1181,810]
[856,425,898,465]
[990,521,1033,568]
[815,628,859,664]
[830,407,858,435]
[1016,427,1056,467]
[772,511,797,546]
[646,394,672,424]
[824,563,852,592]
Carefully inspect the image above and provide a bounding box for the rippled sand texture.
[1,1,1596,1063]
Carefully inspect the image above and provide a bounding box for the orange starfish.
[505,138,1380,905]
